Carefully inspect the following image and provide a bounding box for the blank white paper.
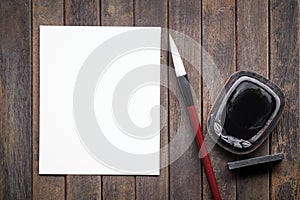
[39,26,161,175]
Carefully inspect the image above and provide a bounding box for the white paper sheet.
[39,26,161,175]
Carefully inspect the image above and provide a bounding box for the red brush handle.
[187,105,222,200]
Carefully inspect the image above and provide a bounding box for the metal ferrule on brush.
[177,75,194,107]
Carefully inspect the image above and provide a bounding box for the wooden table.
[0,0,299,199]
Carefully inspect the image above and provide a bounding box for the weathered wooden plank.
[237,0,268,75]
[169,0,202,199]
[65,0,101,199]
[102,176,135,200]
[135,0,168,199]
[65,0,100,26]
[236,0,269,199]
[0,1,32,199]
[101,0,133,26]
[101,0,135,199]
[66,176,101,199]
[202,0,236,199]
[270,0,299,199]
[32,0,65,199]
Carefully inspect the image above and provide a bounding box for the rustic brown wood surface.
[169,0,202,199]
[202,0,236,199]
[236,0,269,199]
[0,0,299,199]
[0,1,32,199]
[270,0,299,199]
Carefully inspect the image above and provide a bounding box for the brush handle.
[177,75,221,199]
[187,105,222,200]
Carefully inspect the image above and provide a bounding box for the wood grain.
[65,0,100,26]
[101,0,135,199]
[66,176,101,199]
[202,0,236,199]
[0,1,298,199]
[102,176,135,200]
[0,1,32,199]
[101,0,133,26]
[236,0,269,199]
[169,0,202,199]
[32,0,65,199]
[135,0,169,199]
[270,0,299,199]
[64,0,101,199]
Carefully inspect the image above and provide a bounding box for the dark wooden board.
[64,0,101,199]
[102,176,135,200]
[0,0,32,199]
[101,0,135,199]
[135,0,169,199]
[101,0,134,26]
[65,0,100,26]
[202,0,236,199]
[236,0,269,199]
[32,0,65,199]
[0,0,298,199]
[169,0,202,199]
[66,176,101,199]
[270,0,299,199]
